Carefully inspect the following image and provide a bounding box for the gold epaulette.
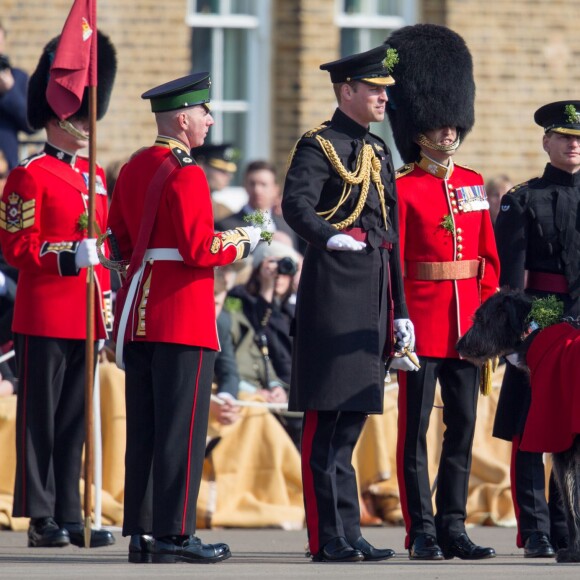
[455,162,483,177]
[395,163,415,179]
[286,124,329,171]
[303,124,328,138]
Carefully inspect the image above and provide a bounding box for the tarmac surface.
[1,525,578,579]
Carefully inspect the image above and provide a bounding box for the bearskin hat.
[27,30,117,131]
[385,24,475,164]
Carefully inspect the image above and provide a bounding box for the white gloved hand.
[75,238,99,269]
[389,354,421,372]
[394,318,415,349]
[0,271,6,296]
[326,234,366,252]
[242,226,262,252]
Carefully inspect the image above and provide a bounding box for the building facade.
[3,0,580,186]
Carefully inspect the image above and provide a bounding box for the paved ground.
[1,525,578,579]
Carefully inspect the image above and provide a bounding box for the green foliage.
[243,210,273,244]
[76,213,88,233]
[224,296,243,313]
[528,295,564,329]
[565,104,579,124]
[383,48,399,73]
[439,214,455,235]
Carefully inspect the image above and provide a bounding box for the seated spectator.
[211,270,241,427]
[0,359,16,396]
[486,174,513,225]
[216,160,300,251]
[225,240,302,447]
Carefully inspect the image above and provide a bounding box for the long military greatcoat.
[282,108,407,413]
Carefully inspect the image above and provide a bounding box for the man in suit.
[217,160,300,250]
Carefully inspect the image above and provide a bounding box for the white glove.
[326,234,366,252]
[242,226,262,252]
[75,238,99,269]
[394,318,415,349]
[0,271,6,296]
[389,354,420,372]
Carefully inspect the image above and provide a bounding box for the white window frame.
[186,1,271,161]
[334,0,417,167]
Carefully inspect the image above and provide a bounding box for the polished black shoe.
[408,534,444,560]
[27,517,70,548]
[523,532,556,558]
[442,532,495,560]
[311,537,364,562]
[60,522,116,548]
[351,536,395,561]
[152,535,231,564]
[128,534,155,563]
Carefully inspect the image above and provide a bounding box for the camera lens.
[276,256,297,276]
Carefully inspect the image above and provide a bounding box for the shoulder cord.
[315,135,388,231]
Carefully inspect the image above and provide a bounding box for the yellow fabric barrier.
[0,360,519,531]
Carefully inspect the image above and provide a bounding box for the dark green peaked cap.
[142,72,211,113]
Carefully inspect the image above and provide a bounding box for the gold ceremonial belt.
[405,259,479,281]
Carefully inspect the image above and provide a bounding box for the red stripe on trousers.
[511,435,523,548]
[396,370,412,549]
[181,349,203,534]
[301,410,320,556]
[19,336,29,513]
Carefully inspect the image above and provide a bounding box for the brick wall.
[4,0,580,186]
[272,0,338,177]
[4,0,191,172]
[447,0,580,185]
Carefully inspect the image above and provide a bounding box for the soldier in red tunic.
[106,72,260,564]
[385,24,500,561]
[0,32,116,548]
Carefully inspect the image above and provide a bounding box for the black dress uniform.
[493,101,580,554]
[282,45,407,563]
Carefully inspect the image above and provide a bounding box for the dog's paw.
[556,548,580,563]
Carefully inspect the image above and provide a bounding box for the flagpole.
[84,3,98,548]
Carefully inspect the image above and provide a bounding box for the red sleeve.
[478,208,500,302]
[0,166,64,275]
[167,165,251,267]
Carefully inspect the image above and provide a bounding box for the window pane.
[207,112,247,184]
[340,28,360,57]
[195,0,219,14]
[191,28,212,72]
[371,28,393,46]
[230,0,258,15]
[223,29,248,100]
[377,0,403,16]
[343,0,362,14]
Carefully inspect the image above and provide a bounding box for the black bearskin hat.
[27,30,117,131]
[385,24,475,163]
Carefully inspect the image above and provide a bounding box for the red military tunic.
[396,154,500,357]
[107,136,252,350]
[0,149,111,339]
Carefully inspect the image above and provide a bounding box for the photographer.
[226,240,302,446]
[0,21,33,170]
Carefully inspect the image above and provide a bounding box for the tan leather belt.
[405,259,480,281]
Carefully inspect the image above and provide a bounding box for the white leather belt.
[143,248,183,261]
[115,248,183,369]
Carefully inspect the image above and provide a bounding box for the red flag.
[46,0,97,120]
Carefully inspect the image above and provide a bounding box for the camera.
[0,55,11,72]
[276,256,298,276]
